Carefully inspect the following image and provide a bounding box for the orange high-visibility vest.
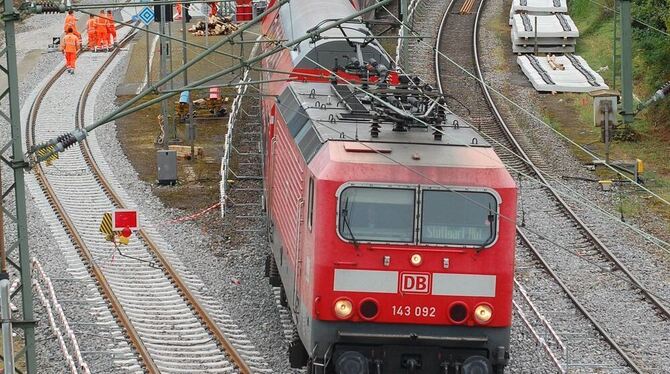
[95,16,107,31]
[64,14,77,31]
[86,18,97,33]
[61,34,79,53]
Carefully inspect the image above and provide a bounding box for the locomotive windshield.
[337,185,499,247]
[339,187,415,242]
[420,190,497,246]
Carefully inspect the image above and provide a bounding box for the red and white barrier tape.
[166,202,221,224]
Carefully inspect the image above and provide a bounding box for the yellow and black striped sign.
[35,145,59,166]
[99,212,114,241]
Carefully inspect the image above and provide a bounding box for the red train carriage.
[261,0,394,90]
[259,1,517,373]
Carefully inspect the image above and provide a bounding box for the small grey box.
[157,150,177,185]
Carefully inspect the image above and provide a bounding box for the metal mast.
[1,0,37,371]
[620,0,635,124]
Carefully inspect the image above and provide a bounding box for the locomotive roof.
[276,81,494,164]
[275,0,390,68]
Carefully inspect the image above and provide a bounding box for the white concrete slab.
[512,35,577,46]
[512,14,579,38]
[517,54,608,92]
[509,0,568,24]
[512,44,575,53]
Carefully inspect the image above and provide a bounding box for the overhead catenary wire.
[246,16,668,251]
[310,42,670,252]
[379,5,670,208]
[343,18,670,252]
[263,84,670,308]
[250,57,670,308]
[29,0,390,150]
[375,4,670,250]
[37,0,670,298]
[240,25,670,254]
[586,0,670,38]
[236,7,670,256]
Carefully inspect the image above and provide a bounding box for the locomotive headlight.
[474,304,493,324]
[410,253,422,266]
[334,298,354,319]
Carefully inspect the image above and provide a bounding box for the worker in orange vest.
[95,10,109,50]
[60,27,81,74]
[63,10,81,42]
[86,14,97,50]
[106,10,117,46]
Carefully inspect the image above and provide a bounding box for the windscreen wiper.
[479,203,496,249]
[341,197,358,248]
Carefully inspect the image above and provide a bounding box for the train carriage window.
[307,178,315,231]
[339,187,415,243]
[420,190,498,246]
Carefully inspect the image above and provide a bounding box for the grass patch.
[484,0,670,222]
[539,0,670,218]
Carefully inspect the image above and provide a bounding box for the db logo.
[400,273,431,294]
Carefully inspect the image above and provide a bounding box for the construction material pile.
[188,15,238,36]
[510,0,608,92]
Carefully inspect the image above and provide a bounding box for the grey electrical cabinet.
[157,150,177,185]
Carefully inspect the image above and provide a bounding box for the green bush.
[631,0,670,82]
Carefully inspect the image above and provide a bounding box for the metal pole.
[182,5,188,87]
[620,0,634,123]
[0,176,5,275]
[612,0,618,90]
[205,3,209,48]
[160,4,171,147]
[146,24,152,87]
[1,0,36,370]
[188,99,195,158]
[181,1,193,152]
[1,275,15,374]
[400,0,408,36]
[604,104,610,164]
[97,0,289,127]
[168,18,174,90]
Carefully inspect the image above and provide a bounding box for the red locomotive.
[260,1,517,373]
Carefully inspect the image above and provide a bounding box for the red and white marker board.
[112,209,139,231]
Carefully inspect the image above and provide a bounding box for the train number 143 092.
[392,305,436,318]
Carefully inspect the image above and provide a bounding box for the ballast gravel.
[93,53,296,372]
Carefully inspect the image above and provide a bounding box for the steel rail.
[434,0,645,372]
[75,118,254,373]
[73,22,253,374]
[28,20,253,374]
[26,29,160,374]
[471,0,669,319]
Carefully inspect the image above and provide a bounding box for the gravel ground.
[3,10,291,374]
[1,11,126,373]
[401,1,562,371]
[93,54,294,372]
[400,0,670,372]
[11,1,668,373]
[477,0,670,371]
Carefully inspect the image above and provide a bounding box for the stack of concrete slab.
[509,0,568,25]
[509,0,609,93]
[517,54,608,92]
[511,13,578,53]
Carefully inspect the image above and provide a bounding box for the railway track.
[431,0,669,371]
[24,19,268,374]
